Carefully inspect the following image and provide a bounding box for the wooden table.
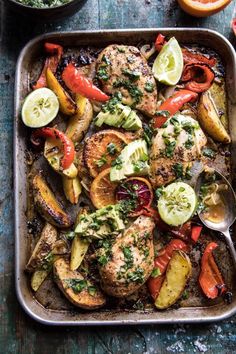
[0,1,236,352]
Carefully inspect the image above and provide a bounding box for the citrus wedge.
[84,130,129,178]
[177,0,232,18]
[21,88,59,128]
[152,37,183,86]
[90,168,118,209]
[116,177,153,216]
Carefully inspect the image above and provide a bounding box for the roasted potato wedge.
[198,91,231,144]
[66,96,93,143]
[31,269,50,292]
[62,175,82,204]
[26,222,58,272]
[155,251,192,310]
[70,207,90,270]
[44,138,78,178]
[53,258,106,309]
[46,68,76,116]
[32,174,72,228]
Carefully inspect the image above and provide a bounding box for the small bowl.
[4,0,87,20]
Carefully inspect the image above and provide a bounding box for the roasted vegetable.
[153,90,198,128]
[26,222,58,272]
[199,242,227,299]
[32,174,72,228]
[62,63,109,102]
[31,127,76,170]
[46,68,76,116]
[70,207,90,271]
[65,96,93,143]
[181,63,215,93]
[44,138,78,178]
[155,251,192,309]
[62,176,82,204]
[197,90,231,144]
[31,269,50,292]
[148,239,188,300]
[90,168,118,209]
[53,258,106,309]
[33,42,63,90]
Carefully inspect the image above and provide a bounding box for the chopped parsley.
[107,143,117,156]
[111,156,123,170]
[65,279,97,296]
[164,139,176,158]
[96,154,107,167]
[184,134,194,149]
[155,110,170,118]
[122,68,140,82]
[172,163,184,178]
[101,92,122,114]
[113,79,143,105]
[122,246,134,270]
[102,54,111,65]
[155,186,164,200]
[96,66,109,81]
[151,267,161,278]
[144,81,154,93]
[41,252,54,271]
[202,147,216,159]
[143,123,154,147]
[117,47,125,53]
[126,267,144,284]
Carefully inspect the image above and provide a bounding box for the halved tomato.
[116,177,153,217]
[84,130,129,178]
[90,168,118,209]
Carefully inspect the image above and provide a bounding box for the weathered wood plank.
[0,0,236,353]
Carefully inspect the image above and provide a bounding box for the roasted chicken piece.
[149,114,207,188]
[96,45,157,116]
[98,215,155,297]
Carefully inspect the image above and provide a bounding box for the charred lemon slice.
[84,130,129,178]
[90,168,118,209]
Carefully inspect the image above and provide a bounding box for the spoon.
[195,169,236,269]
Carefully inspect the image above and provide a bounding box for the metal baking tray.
[14,28,236,326]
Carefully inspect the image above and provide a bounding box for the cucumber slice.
[158,182,197,226]
[21,88,59,128]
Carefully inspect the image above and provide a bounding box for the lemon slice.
[152,37,183,86]
[158,182,197,226]
[21,88,59,128]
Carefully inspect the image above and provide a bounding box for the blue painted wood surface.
[0,0,236,352]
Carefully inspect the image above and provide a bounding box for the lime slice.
[158,182,197,226]
[152,37,183,86]
[21,88,59,128]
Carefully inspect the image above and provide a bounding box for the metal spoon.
[195,169,236,269]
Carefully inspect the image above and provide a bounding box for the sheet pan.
[14,28,236,325]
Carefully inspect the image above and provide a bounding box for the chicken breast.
[96,45,157,116]
[98,215,155,297]
[149,114,207,188]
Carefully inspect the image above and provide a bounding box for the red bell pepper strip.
[148,239,188,300]
[171,221,192,241]
[182,48,216,67]
[33,43,63,90]
[154,33,216,67]
[155,33,166,52]
[31,127,75,170]
[181,63,215,93]
[199,242,227,299]
[153,89,198,128]
[191,225,203,243]
[62,63,109,102]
